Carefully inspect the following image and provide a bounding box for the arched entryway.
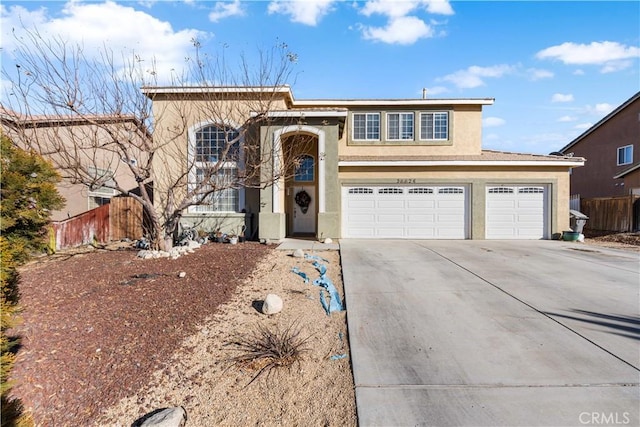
[281,132,319,236]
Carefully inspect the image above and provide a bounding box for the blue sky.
[1,1,638,155]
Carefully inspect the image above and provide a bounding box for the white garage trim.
[486,185,549,239]
[342,185,468,239]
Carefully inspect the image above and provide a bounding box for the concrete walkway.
[341,240,640,427]
[276,237,339,251]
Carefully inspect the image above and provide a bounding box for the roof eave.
[338,160,585,167]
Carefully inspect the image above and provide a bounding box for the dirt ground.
[583,231,640,252]
[11,243,357,426]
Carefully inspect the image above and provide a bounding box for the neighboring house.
[146,86,584,241]
[560,91,640,198]
[1,109,143,221]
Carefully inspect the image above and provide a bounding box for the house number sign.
[396,178,416,184]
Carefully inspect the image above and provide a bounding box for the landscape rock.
[323,238,333,244]
[135,406,187,427]
[178,271,186,278]
[186,240,201,249]
[262,293,283,315]
[293,248,305,258]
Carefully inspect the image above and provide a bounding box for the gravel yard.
[11,242,356,426]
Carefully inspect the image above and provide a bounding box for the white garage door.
[486,185,547,239]
[342,185,467,239]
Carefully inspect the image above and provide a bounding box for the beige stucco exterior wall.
[150,93,290,236]
[339,166,572,239]
[339,105,483,157]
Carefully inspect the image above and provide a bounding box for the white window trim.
[187,121,245,213]
[419,111,449,141]
[352,112,381,141]
[386,111,414,141]
[617,144,633,166]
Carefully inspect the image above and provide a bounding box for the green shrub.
[0,135,64,426]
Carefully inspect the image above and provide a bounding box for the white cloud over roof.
[536,41,640,73]
[551,93,574,103]
[267,0,337,26]
[361,15,434,45]
[357,0,453,44]
[439,64,514,89]
[2,1,206,81]
[209,0,245,22]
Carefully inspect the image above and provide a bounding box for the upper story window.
[353,113,380,140]
[191,124,242,213]
[294,155,314,182]
[617,145,633,166]
[420,112,449,140]
[387,112,414,140]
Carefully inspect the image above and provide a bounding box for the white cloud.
[551,93,574,103]
[2,1,206,81]
[267,0,336,26]
[557,115,576,122]
[424,0,454,15]
[536,41,640,73]
[361,0,453,17]
[424,85,448,95]
[360,0,418,18]
[586,103,615,115]
[527,68,553,80]
[483,117,506,127]
[439,64,514,89]
[600,60,633,74]
[357,0,452,44]
[574,123,593,130]
[573,69,585,76]
[209,0,244,22]
[362,15,433,45]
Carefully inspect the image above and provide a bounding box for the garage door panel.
[407,200,435,209]
[486,185,547,240]
[377,200,405,209]
[407,214,436,222]
[377,214,405,223]
[347,200,375,209]
[349,228,376,237]
[489,200,517,209]
[343,185,467,239]
[348,214,376,222]
[518,200,543,208]
[407,228,436,238]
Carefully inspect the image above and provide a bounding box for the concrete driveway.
[340,240,640,427]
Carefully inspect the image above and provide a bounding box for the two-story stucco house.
[560,91,640,198]
[145,86,584,241]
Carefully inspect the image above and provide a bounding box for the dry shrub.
[228,322,312,385]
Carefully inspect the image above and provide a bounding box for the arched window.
[294,155,314,182]
[191,124,242,212]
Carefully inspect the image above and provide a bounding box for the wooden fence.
[580,195,640,233]
[51,197,143,251]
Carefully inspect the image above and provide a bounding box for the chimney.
[422,88,427,99]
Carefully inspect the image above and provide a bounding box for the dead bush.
[228,322,311,385]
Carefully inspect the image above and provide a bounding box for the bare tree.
[2,29,310,250]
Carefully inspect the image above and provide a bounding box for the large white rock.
[292,248,305,258]
[138,406,187,427]
[262,294,283,315]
